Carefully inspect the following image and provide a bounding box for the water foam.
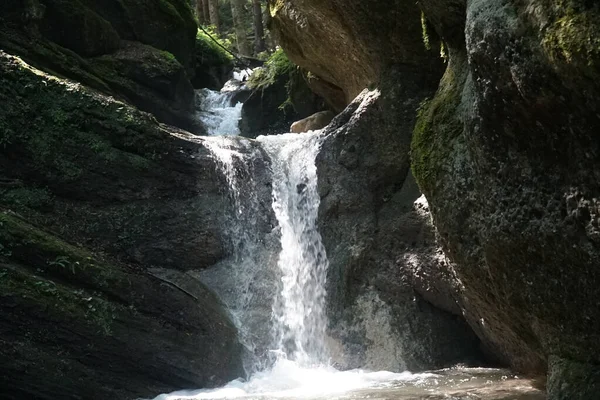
[256,132,329,366]
[151,360,431,400]
[196,88,243,136]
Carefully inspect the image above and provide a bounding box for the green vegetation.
[247,48,294,89]
[411,57,466,195]
[0,212,125,335]
[196,27,234,65]
[0,213,118,285]
[542,0,600,78]
[159,50,178,63]
[0,266,117,335]
[0,54,165,184]
[0,187,53,211]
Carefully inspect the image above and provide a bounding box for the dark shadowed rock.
[411,0,600,396]
[0,0,200,131]
[0,52,245,399]
[240,68,326,138]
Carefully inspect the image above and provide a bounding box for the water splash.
[199,135,278,374]
[151,366,542,400]
[196,88,243,136]
[256,132,329,366]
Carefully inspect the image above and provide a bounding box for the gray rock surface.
[317,89,485,371]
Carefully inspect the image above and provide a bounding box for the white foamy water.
[256,132,329,366]
[152,360,432,400]
[151,364,542,400]
[199,135,277,373]
[196,88,243,136]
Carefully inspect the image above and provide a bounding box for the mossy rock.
[0,212,126,291]
[0,0,197,130]
[79,0,197,71]
[0,50,174,187]
[0,211,243,399]
[241,49,327,137]
[193,29,234,89]
[542,0,600,80]
[39,0,121,57]
[411,54,466,196]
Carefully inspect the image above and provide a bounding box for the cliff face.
[272,0,600,396]
[412,0,600,392]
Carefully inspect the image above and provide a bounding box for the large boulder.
[411,0,600,396]
[317,86,484,371]
[0,0,200,131]
[0,52,245,399]
[90,41,197,133]
[269,0,443,108]
[80,0,197,71]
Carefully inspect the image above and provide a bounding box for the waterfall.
[197,131,329,372]
[150,83,539,400]
[199,135,276,373]
[194,81,330,368]
[257,133,329,366]
[195,87,243,136]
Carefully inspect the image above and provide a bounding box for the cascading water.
[257,133,329,366]
[151,81,545,400]
[198,135,276,373]
[195,87,243,136]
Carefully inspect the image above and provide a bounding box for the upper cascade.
[195,81,245,136]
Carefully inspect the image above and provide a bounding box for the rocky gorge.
[1,0,599,399]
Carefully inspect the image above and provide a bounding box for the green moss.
[0,53,166,184]
[157,0,183,21]
[421,11,432,51]
[0,212,126,335]
[269,0,285,17]
[247,48,294,90]
[196,28,234,66]
[0,212,123,289]
[159,50,177,63]
[411,59,466,195]
[0,187,53,210]
[542,0,600,77]
[0,266,117,335]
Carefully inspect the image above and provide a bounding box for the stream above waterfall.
[150,84,544,400]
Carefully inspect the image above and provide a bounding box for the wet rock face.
[317,89,485,371]
[0,52,245,399]
[412,0,600,393]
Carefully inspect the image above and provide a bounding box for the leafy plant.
[247,48,294,89]
[47,255,80,274]
[196,26,234,65]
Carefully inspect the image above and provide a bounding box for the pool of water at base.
[151,363,544,400]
